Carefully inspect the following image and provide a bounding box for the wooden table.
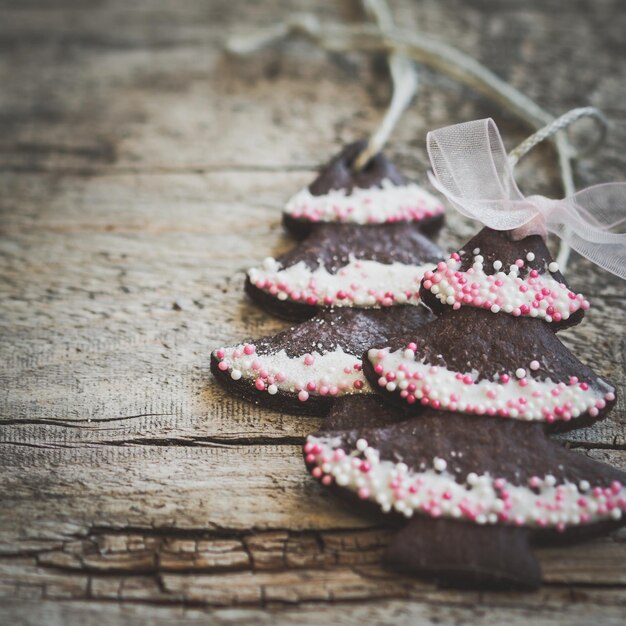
[1,1,625,624]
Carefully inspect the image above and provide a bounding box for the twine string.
[352,0,419,171]
[508,107,608,267]
[225,14,609,270]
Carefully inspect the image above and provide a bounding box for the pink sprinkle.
[255,379,266,391]
[218,361,229,371]
[358,488,370,500]
[298,390,309,402]
[303,354,315,366]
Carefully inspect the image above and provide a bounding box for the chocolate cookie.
[211,306,433,416]
[305,395,626,589]
[246,222,445,322]
[283,141,445,239]
[362,227,614,431]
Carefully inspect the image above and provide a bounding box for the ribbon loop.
[426,118,626,280]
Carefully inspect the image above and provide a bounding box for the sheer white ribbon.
[427,118,626,280]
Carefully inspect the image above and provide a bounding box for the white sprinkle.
[548,262,559,273]
[526,252,535,262]
[516,368,526,379]
[529,360,540,371]
[230,369,242,381]
[263,257,277,270]
[490,304,500,313]
[356,438,368,452]
[473,248,480,255]
[579,480,590,492]
[493,260,502,271]
[267,384,278,395]
[433,457,447,472]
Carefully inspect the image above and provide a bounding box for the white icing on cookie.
[248,256,434,307]
[305,436,626,530]
[368,347,615,423]
[423,254,589,323]
[214,344,371,401]
[284,179,445,225]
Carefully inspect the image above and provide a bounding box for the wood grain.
[1,0,625,623]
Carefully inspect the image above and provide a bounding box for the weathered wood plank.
[1,0,626,623]
[0,524,625,609]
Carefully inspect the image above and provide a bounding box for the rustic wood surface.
[1,1,625,624]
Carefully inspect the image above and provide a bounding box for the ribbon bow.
[426,118,626,280]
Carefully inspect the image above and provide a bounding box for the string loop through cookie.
[508,107,607,169]
[352,0,418,172]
